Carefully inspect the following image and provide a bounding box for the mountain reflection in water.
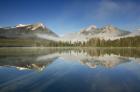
[0,48,139,70]
[0,48,140,92]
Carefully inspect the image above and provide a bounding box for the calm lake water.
[0,47,140,92]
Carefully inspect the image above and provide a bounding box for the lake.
[0,47,140,92]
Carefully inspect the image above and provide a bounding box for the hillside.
[0,23,58,39]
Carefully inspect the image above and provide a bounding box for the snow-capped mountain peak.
[0,22,58,38]
[16,22,45,30]
[61,25,131,42]
[30,23,45,30]
[85,25,97,31]
[33,23,45,28]
[16,24,29,27]
[101,25,118,33]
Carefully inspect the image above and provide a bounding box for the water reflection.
[0,48,140,70]
[0,48,140,92]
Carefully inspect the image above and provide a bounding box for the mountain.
[0,23,58,39]
[0,23,139,47]
[0,23,138,42]
[61,25,131,41]
[80,25,130,36]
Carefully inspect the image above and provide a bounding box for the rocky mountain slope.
[61,25,131,42]
[0,23,58,39]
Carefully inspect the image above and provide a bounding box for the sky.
[0,0,140,35]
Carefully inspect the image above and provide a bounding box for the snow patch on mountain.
[16,24,29,27]
[85,25,97,31]
[30,23,45,30]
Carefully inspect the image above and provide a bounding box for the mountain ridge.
[0,23,139,42]
[0,23,58,39]
[61,25,132,42]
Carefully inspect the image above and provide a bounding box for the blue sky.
[0,0,140,35]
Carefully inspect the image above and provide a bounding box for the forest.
[0,36,139,47]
